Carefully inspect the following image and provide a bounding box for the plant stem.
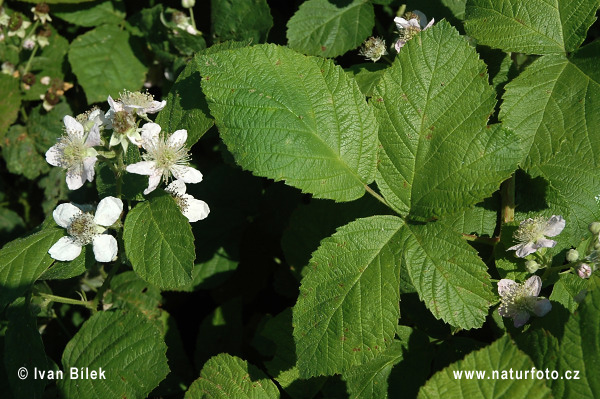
[501,174,515,224]
[461,234,500,245]
[188,7,197,30]
[38,292,94,310]
[23,43,39,75]
[91,262,120,313]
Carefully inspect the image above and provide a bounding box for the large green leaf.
[500,49,600,170]
[373,20,523,220]
[418,335,553,398]
[0,74,20,138]
[68,24,147,103]
[287,0,374,58]
[59,310,169,399]
[211,0,273,43]
[517,288,600,398]
[198,44,378,202]
[294,215,494,377]
[123,193,196,290]
[185,354,280,398]
[293,215,404,377]
[1,125,50,180]
[4,299,48,399]
[0,227,64,309]
[464,0,600,54]
[53,0,126,27]
[155,54,214,147]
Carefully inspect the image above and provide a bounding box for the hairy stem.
[38,292,94,310]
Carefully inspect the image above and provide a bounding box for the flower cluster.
[45,91,209,262]
[393,10,434,52]
[359,37,387,62]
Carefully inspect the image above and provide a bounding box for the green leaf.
[0,227,64,309]
[211,0,273,43]
[27,102,72,154]
[16,0,98,3]
[68,24,147,104]
[38,245,91,280]
[198,44,378,202]
[294,215,404,377]
[0,125,50,180]
[59,310,169,399]
[399,221,495,329]
[256,308,326,399]
[550,273,589,313]
[281,195,387,279]
[103,271,163,319]
[183,248,239,291]
[286,0,374,58]
[373,21,522,219]
[4,299,48,399]
[345,63,387,97]
[0,207,25,245]
[500,51,600,170]
[53,0,126,27]
[440,196,499,237]
[464,0,600,54]
[185,354,280,398]
[155,54,214,147]
[123,192,195,290]
[0,74,21,138]
[418,335,553,398]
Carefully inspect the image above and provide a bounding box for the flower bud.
[566,249,579,262]
[182,0,195,8]
[525,260,539,273]
[589,221,600,235]
[577,263,592,279]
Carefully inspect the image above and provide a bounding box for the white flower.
[40,76,51,85]
[126,123,202,194]
[110,91,166,118]
[166,180,209,222]
[48,197,123,262]
[359,36,387,62]
[22,36,36,50]
[508,215,565,258]
[32,4,52,25]
[498,276,552,328]
[8,20,31,39]
[45,115,101,190]
[393,10,434,52]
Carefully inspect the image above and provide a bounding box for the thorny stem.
[37,292,95,310]
[501,174,515,224]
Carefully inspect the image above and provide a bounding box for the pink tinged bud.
[577,263,592,279]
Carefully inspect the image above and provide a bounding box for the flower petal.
[144,172,162,195]
[513,311,531,328]
[94,196,123,227]
[63,115,84,138]
[507,242,536,258]
[167,129,188,148]
[107,95,123,112]
[53,203,82,228]
[48,236,82,261]
[83,156,97,182]
[171,165,202,183]
[423,18,435,30]
[394,17,411,29]
[45,145,62,167]
[166,179,187,195]
[394,39,406,52]
[497,279,518,296]
[182,194,210,222]
[66,170,86,190]
[544,215,565,237]
[533,298,552,317]
[532,237,556,251]
[85,123,102,147]
[524,275,542,297]
[140,122,161,147]
[145,100,166,114]
[126,161,156,176]
[92,234,118,262]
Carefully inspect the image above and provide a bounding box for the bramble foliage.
[0,1,599,399]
